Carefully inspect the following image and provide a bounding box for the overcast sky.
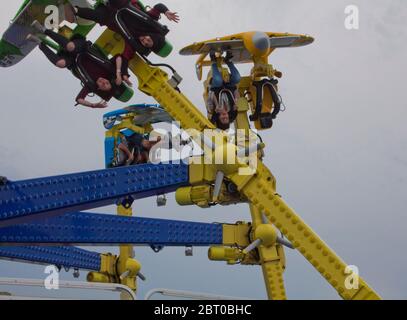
[0,0,406,300]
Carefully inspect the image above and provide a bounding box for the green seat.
[116,85,134,103]
[157,41,173,58]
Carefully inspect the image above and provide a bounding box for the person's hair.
[215,114,231,131]
[149,33,166,53]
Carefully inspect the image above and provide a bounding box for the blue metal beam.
[0,246,101,271]
[0,212,223,246]
[0,163,189,227]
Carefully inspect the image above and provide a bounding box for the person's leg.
[211,63,224,89]
[209,51,223,88]
[67,38,88,55]
[75,6,110,25]
[39,43,68,68]
[108,0,128,8]
[119,57,133,86]
[226,61,241,86]
[43,29,70,49]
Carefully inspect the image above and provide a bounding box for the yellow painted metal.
[87,271,113,284]
[176,184,246,208]
[208,247,244,265]
[87,205,141,295]
[211,222,262,266]
[180,31,314,65]
[176,185,212,208]
[94,30,380,300]
[240,175,380,300]
[116,205,139,292]
[95,29,126,57]
[222,223,251,247]
[250,204,287,300]
[87,253,117,284]
[129,56,216,133]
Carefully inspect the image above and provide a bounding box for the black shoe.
[225,50,234,62]
[209,50,217,62]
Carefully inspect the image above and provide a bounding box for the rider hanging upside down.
[28,21,131,109]
[67,0,179,56]
[207,50,241,130]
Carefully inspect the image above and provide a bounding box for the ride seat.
[115,5,173,57]
[249,78,281,130]
[74,48,134,103]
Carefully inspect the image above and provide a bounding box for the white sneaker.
[26,34,41,43]
[31,20,46,33]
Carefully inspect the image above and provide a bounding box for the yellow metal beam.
[250,204,287,300]
[233,172,381,300]
[116,205,138,294]
[95,30,380,300]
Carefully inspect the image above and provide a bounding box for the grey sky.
[0,0,406,299]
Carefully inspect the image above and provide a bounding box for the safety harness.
[249,78,281,129]
[211,84,238,112]
[114,4,169,56]
[71,46,129,101]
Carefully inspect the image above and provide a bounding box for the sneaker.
[31,20,46,33]
[26,34,41,43]
[224,50,234,63]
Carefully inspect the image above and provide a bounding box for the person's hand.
[123,76,133,87]
[93,100,108,109]
[126,153,135,165]
[116,71,123,86]
[165,11,180,23]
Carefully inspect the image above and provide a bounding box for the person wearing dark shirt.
[68,0,179,55]
[27,21,129,109]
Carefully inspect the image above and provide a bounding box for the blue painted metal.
[0,163,189,227]
[0,212,223,246]
[0,246,101,271]
[104,136,116,168]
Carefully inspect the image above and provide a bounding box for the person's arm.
[119,46,134,86]
[148,4,179,22]
[118,143,134,164]
[76,87,108,109]
[115,55,123,86]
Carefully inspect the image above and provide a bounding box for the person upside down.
[65,0,179,56]
[117,132,162,166]
[27,21,132,109]
[207,50,241,130]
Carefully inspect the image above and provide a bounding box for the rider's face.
[97,78,112,91]
[139,36,154,48]
[219,110,230,125]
